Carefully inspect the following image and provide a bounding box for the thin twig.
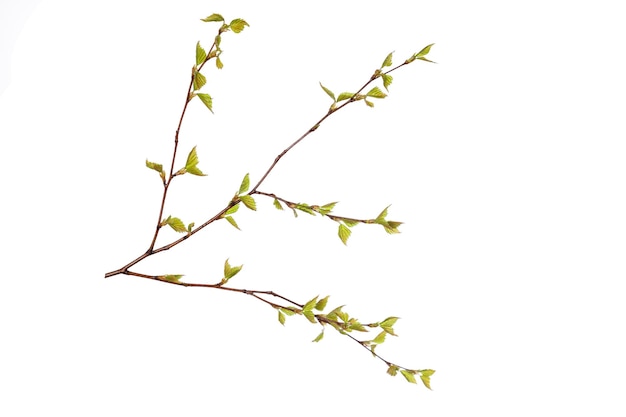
[249,63,408,194]
[106,61,404,278]
[147,38,220,252]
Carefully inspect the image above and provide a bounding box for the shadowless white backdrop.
[1,0,625,415]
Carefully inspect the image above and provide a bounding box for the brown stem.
[113,270,409,371]
[249,63,408,194]
[147,39,220,252]
[253,191,372,225]
[124,271,303,307]
[105,59,407,278]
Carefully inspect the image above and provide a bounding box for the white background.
[1,0,625,415]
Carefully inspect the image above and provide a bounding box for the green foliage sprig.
[105,13,435,389]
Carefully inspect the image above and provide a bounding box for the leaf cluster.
[268,194,401,245]
[276,295,435,390]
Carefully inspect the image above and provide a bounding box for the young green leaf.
[201,14,224,23]
[365,100,374,108]
[163,216,187,233]
[315,296,329,311]
[372,331,387,345]
[337,92,355,102]
[342,219,359,227]
[295,203,316,216]
[197,93,214,113]
[420,370,436,390]
[240,195,257,211]
[338,223,352,245]
[387,365,399,376]
[382,73,393,91]
[319,202,337,215]
[216,55,223,69]
[416,43,434,59]
[196,41,207,66]
[387,221,402,229]
[223,258,232,277]
[380,316,399,335]
[223,258,243,281]
[225,216,240,230]
[280,307,297,316]
[366,86,387,99]
[326,305,344,321]
[187,222,195,233]
[238,173,250,195]
[145,160,163,174]
[381,51,393,68]
[380,316,399,328]
[370,344,378,356]
[312,330,324,343]
[273,199,283,210]
[229,18,249,33]
[303,296,319,312]
[320,83,336,101]
[184,146,207,176]
[278,310,286,325]
[383,221,402,234]
[146,160,165,181]
[225,204,240,215]
[407,43,436,64]
[163,274,183,283]
[400,369,417,384]
[303,310,317,324]
[376,205,390,222]
[336,310,349,323]
[348,320,367,332]
[193,69,206,91]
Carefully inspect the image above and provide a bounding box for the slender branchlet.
[105,13,436,389]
